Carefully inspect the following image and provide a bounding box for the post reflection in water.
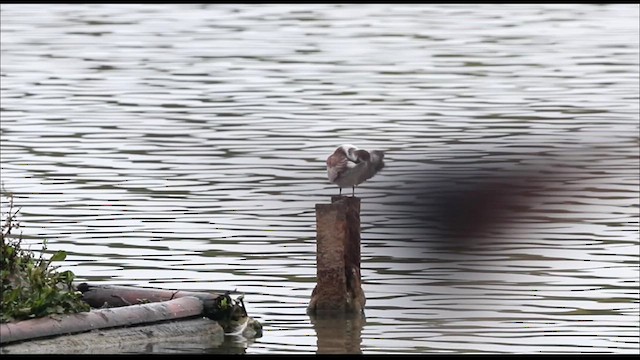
[310,313,365,354]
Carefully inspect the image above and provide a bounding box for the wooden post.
[308,196,365,315]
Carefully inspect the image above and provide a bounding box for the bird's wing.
[355,150,384,183]
[370,150,385,172]
[327,153,352,183]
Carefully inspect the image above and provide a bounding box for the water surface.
[1,3,638,354]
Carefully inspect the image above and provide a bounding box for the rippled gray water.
[1,3,638,354]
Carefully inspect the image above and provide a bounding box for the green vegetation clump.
[1,191,90,323]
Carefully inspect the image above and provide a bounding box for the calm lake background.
[1,3,638,354]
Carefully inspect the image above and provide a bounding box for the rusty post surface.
[308,196,365,315]
[309,202,348,313]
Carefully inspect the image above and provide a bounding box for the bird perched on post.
[326,144,385,196]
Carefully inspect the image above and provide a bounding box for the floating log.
[77,283,258,335]
[1,283,262,348]
[0,317,225,354]
[308,196,366,314]
[76,283,234,321]
[0,296,203,345]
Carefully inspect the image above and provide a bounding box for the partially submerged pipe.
[0,296,203,344]
[1,284,262,346]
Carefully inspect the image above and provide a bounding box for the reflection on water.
[311,313,364,354]
[1,3,638,354]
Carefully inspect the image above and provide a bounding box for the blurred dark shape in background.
[393,158,579,252]
[432,172,534,244]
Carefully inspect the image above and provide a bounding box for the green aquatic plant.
[1,190,90,323]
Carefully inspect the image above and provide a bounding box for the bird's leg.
[339,187,342,196]
[352,185,355,197]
